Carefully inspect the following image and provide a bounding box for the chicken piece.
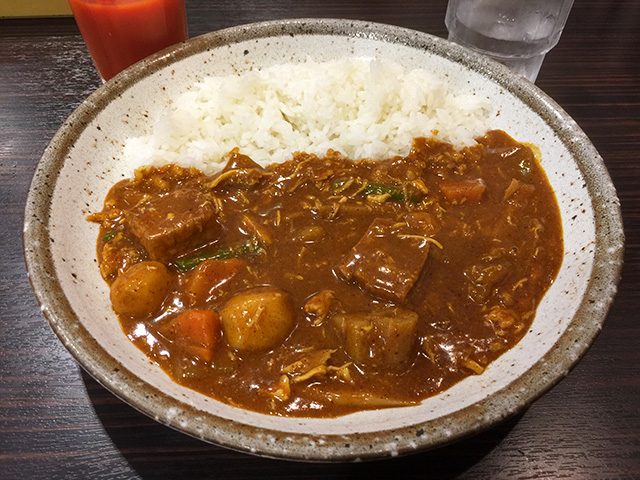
[304,290,335,324]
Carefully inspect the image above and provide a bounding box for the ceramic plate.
[24,19,624,461]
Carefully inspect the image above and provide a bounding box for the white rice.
[123,58,493,173]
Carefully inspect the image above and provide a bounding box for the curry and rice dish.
[89,130,563,417]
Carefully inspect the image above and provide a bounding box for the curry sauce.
[89,130,563,417]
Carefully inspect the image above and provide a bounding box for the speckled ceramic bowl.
[24,19,623,461]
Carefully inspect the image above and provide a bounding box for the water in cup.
[445,0,574,82]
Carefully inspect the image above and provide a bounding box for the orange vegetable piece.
[160,310,221,362]
[440,179,486,203]
[185,258,247,306]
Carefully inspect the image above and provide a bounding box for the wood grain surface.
[1,1,638,478]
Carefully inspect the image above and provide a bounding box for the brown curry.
[89,130,563,417]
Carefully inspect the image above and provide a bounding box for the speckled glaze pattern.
[23,19,624,461]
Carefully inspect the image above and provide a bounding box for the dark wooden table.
[1,1,638,478]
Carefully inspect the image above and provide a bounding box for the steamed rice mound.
[123,58,493,173]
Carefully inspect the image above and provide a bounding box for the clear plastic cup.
[445,0,574,82]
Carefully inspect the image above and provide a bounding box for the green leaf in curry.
[101,230,119,242]
[174,239,264,272]
[331,177,418,202]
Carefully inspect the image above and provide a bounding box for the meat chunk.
[336,217,433,302]
[206,149,267,190]
[125,188,220,262]
[333,307,419,371]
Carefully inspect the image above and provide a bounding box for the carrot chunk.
[185,258,247,306]
[440,179,486,203]
[160,310,221,362]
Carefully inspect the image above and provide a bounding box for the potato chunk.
[110,261,172,317]
[220,287,295,351]
[333,308,419,371]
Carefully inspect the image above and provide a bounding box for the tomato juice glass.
[68,0,188,81]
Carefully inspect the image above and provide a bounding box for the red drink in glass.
[68,0,188,81]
